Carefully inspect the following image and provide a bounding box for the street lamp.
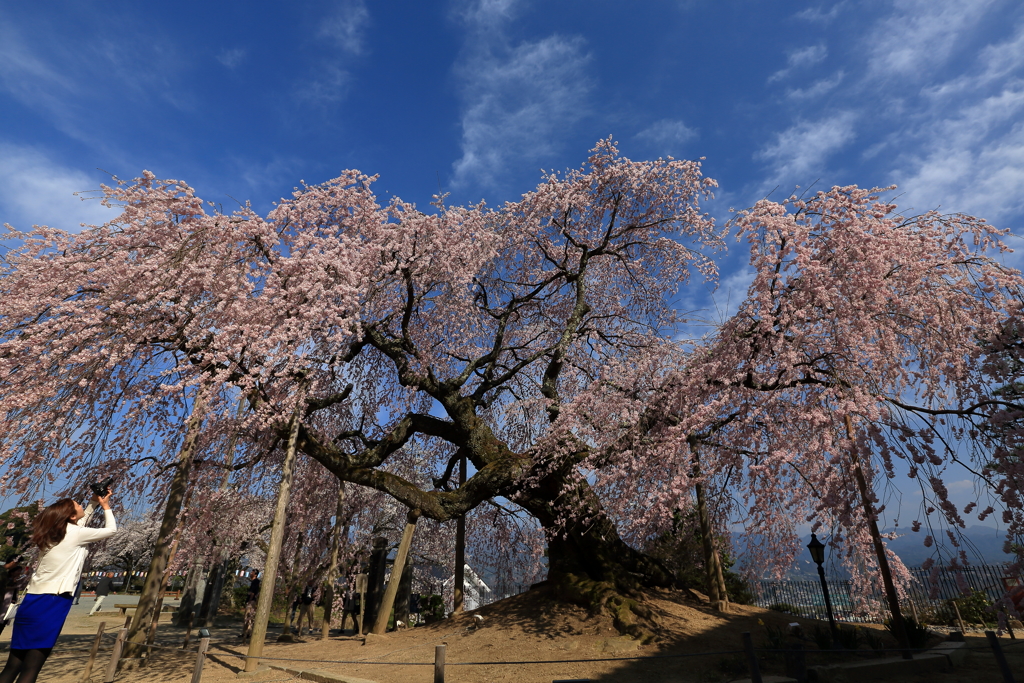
[807,533,839,645]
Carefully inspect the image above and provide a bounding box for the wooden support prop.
[985,631,1016,683]
[104,627,127,683]
[741,632,762,683]
[190,636,211,683]
[953,599,968,635]
[371,510,420,634]
[453,454,467,615]
[355,573,367,635]
[845,414,912,660]
[244,390,305,672]
[79,621,106,683]
[434,644,446,683]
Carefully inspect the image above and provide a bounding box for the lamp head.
[806,533,826,565]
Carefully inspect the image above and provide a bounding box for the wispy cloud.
[294,65,351,106]
[217,48,246,69]
[794,3,846,23]
[768,44,827,83]
[785,70,844,100]
[756,112,857,186]
[0,144,116,232]
[865,0,997,80]
[451,1,591,189]
[635,119,697,156]
[318,0,370,54]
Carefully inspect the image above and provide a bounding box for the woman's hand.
[95,489,112,510]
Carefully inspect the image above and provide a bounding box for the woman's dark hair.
[30,498,77,552]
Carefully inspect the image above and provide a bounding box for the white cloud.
[794,3,846,23]
[294,65,351,105]
[451,3,590,189]
[768,44,827,83]
[216,48,246,69]
[0,144,117,233]
[318,0,370,55]
[756,112,857,184]
[866,0,997,80]
[891,87,1024,221]
[785,70,844,100]
[635,119,697,156]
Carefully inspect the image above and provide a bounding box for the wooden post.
[434,643,446,683]
[691,440,728,611]
[356,573,367,635]
[845,415,912,659]
[104,627,127,683]
[190,636,211,683]
[741,632,762,683]
[244,393,304,672]
[909,597,919,624]
[79,621,106,683]
[371,510,420,634]
[321,484,348,640]
[453,455,467,614]
[985,631,1016,683]
[953,599,968,634]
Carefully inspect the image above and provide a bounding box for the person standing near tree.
[241,575,261,643]
[89,574,112,616]
[0,490,116,683]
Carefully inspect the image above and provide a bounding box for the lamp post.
[807,533,839,645]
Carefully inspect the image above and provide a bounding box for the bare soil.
[16,586,1024,683]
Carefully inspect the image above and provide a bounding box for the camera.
[89,477,114,498]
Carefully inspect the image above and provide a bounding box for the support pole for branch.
[371,510,420,634]
[125,393,207,659]
[453,454,467,615]
[691,440,728,611]
[244,395,303,672]
[321,484,347,640]
[845,414,912,660]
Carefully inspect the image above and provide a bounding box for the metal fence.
[750,563,1022,624]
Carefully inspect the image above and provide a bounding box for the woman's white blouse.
[25,505,117,595]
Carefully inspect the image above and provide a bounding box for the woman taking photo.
[0,489,116,683]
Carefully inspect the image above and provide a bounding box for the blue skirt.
[10,593,73,650]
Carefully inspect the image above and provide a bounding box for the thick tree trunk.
[124,394,206,659]
[691,442,729,611]
[175,563,204,627]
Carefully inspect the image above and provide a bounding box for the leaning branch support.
[245,389,305,672]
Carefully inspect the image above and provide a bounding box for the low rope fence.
[24,618,1023,683]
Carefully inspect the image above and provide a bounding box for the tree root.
[551,572,659,644]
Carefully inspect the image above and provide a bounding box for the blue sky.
[3,0,1024,538]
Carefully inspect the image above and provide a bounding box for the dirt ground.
[18,586,1024,683]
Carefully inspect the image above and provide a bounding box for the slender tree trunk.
[244,399,303,672]
[845,415,912,659]
[453,455,467,614]
[321,484,347,640]
[123,393,207,659]
[371,510,419,634]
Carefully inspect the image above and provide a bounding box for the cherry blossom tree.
[2,142,1022,639]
